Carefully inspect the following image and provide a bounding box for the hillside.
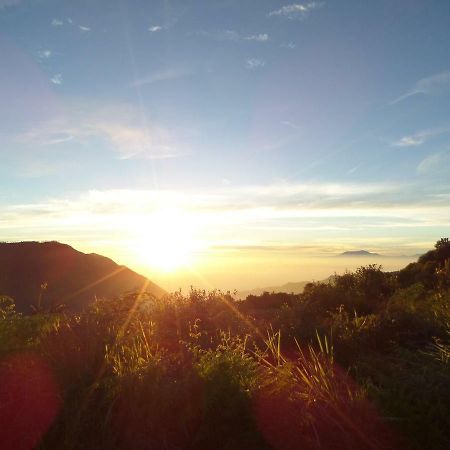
[0,241,165,313]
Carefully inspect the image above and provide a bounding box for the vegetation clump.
[0,239,449,449]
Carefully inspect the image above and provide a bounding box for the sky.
[1,0,450,291]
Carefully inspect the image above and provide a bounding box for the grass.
[1,240,450,449]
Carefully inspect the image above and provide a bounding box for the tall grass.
[253,330,396,450]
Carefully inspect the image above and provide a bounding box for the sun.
[138,235,193,272]
[132,209,196,273]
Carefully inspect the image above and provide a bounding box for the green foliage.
[255,331,393,450]
[358,346,450,449]
[192,333,266,450]
[398,260,438,289]
[399,237,450,290]
[0,295,16,319]
[1,239,450,449]
[300,265,395,319]
[0,294,59,354]
[386,284,450,343]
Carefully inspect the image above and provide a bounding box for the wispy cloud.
[392,135,425,147]
[195,30,269,43]
[391,126,450,147]
[36,49,52,60]
[244,33,269,42]
[346,164,361,175]
[132,67,194,86]
[245,58,266,70]
[268,2,323,19]
[14,103,186,160]
[50,73,62,85]
[15,120,74,147]
[281,41,296,49]
[51,17,90,32]
[281,120,302,131]
[147,15,179,33]
[417,151,450,174]
[91,122,179,159]
[391,71,450,104]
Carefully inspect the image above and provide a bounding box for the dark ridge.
[0,241,165,313]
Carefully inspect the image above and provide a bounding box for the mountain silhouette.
[339,250,380,257]
[0,241,165,313]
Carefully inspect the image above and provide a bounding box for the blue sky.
[1,0,450,289]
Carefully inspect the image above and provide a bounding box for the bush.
[386,284,450,344]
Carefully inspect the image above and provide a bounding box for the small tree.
[435,238,450,266]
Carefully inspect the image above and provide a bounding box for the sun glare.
[132,209,196,272]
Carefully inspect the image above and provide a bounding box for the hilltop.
[0,241,165,313]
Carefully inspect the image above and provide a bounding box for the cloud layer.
[2,181,449,240]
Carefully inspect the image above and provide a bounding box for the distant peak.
[339,250,380,257]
